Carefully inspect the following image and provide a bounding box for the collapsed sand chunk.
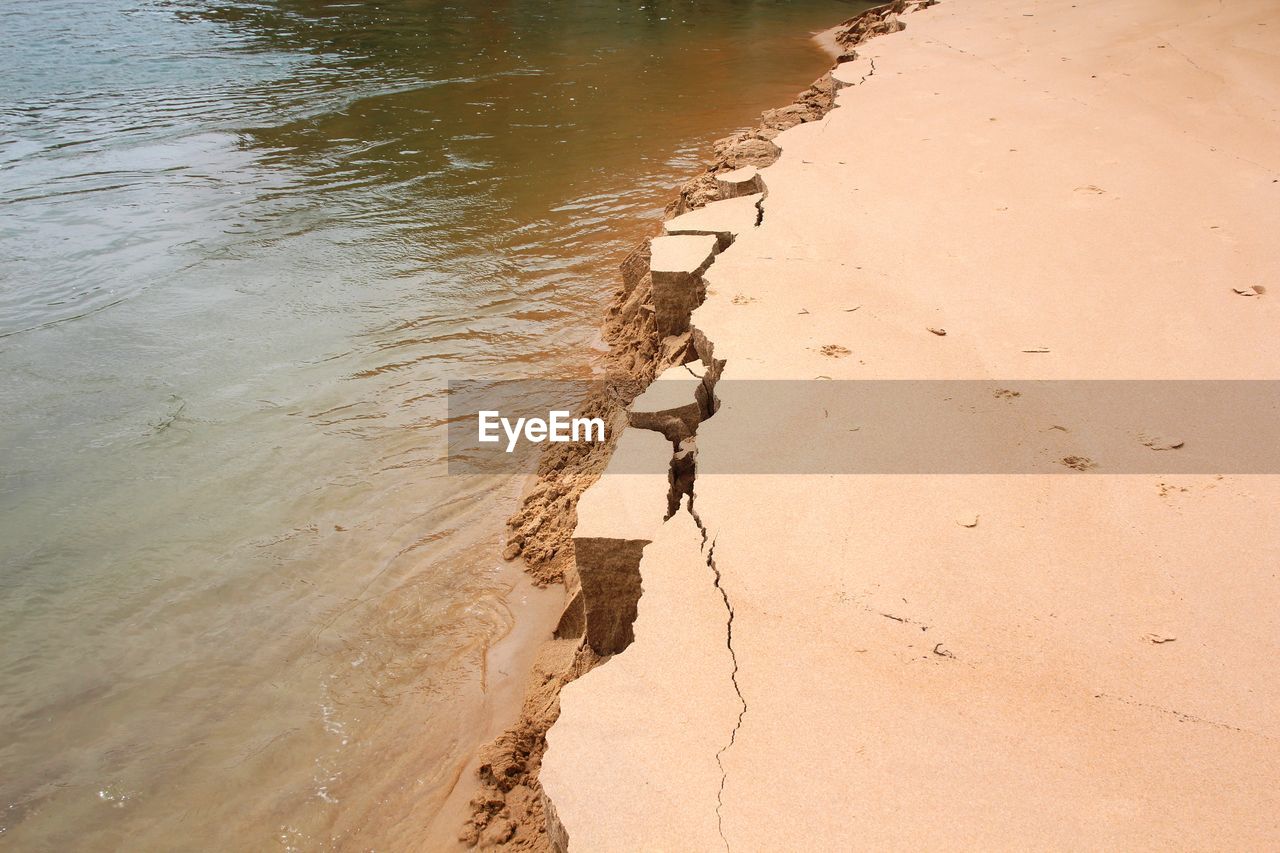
[628,363,705,441]
[571,428,672,655]
[714,134,781,169]
[663,193,763,250]
[649,234,719,337]
[618,238,651,297]
[715,166,764,199]
[760,102,818,132]
[659,331,694,366]
[666,173,721,217]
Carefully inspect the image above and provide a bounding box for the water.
[0,0,863,847]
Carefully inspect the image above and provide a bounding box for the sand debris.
[927,326,947,336]
[1140,433,1185,451]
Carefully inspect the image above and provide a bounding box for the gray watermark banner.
[447,380,1280,474]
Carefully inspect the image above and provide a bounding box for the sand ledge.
[539,0,1280,848]
[460,2,935,848]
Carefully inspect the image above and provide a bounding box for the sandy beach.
[476,0,1280,848]
[4,0,892,847]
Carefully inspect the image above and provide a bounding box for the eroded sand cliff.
[536,0,1280,849]
[461,4,929,847]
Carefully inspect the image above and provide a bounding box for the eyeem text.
[477,410,606,453]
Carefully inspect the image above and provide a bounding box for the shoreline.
[459,3,935,848]
[426,564,562,850]
[1,4,968,849]
[536,0,1280,848]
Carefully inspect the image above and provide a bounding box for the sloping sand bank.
[542,0,1280,848]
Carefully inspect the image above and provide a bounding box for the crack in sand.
[859,56,878,86]
[489,5,941,846]
[1094,691,1274,741]
[688,507,745,853]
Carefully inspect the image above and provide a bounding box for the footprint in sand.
[1059,455,1097,471]
[819,344,851,358]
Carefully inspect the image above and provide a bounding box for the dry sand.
[460,4,917,845]
[539,0,1280,849]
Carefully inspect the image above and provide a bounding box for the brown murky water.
[0,0,867,847]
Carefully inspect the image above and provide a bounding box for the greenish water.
[0,0,862,847]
